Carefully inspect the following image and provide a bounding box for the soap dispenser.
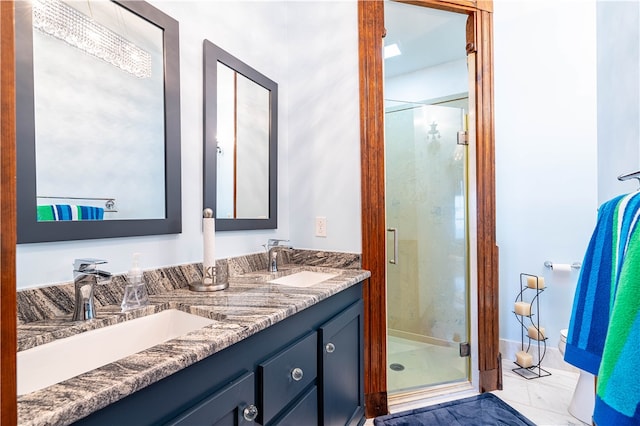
[121,253,149,312]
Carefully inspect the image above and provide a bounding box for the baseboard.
[499,338,579,373]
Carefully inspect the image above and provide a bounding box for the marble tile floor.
[366,359,589,425]
[492,359,587,426]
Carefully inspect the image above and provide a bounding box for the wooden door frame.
[358,0,499,417]
[1,1,18,424]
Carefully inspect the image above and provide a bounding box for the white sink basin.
[268,271,338,288]
[17,309,215,395]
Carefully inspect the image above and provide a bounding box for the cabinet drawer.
[273,386,318,426]
[167,371,256,426]
[259,332,317,424]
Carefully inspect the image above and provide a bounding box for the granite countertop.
[17,264,370,426]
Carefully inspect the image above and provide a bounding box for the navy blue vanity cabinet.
[319,300,365,426]
[72,282,364,426]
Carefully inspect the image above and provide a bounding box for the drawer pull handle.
[325,342,336,353]
[291,367,304,381]
[243,404,258,422]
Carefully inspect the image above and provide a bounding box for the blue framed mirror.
[16,0,181,243]
[203,40,278,231]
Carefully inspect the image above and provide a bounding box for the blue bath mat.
[373,393,536,426]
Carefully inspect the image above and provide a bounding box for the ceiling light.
[384,43,401,59]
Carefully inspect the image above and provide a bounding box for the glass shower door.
[385,103,469,394]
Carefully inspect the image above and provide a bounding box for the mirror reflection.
[203,39,277,231]
[32,0,165,221]
[216,62,270,219]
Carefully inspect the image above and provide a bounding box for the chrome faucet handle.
[73,258,108,272]
[73,258,111,285]
[267,238,290,247]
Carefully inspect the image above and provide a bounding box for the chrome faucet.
[72,258,112,321]
[264,239,293,272]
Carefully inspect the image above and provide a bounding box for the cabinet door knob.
[243,404,258,422]
[325,342,336,353]
[291,367,304,381]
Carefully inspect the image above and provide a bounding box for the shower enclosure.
[385,101,470,394]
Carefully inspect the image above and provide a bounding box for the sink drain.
[389,363,405,371]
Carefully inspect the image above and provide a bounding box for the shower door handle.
[387,228,398,265]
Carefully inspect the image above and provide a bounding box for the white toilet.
[559,329,596,424]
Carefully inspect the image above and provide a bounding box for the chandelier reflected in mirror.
[31,0,152,78]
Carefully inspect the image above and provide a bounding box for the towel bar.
[543,261,581,270]
[617,170,640,183]
[37,196,117,213]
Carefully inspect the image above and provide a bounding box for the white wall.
[287,1,361,252]
[493,1,598,352]
[597,0,640,203]
[16,1,362,289]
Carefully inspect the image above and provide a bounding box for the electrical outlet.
[315,217,327,237]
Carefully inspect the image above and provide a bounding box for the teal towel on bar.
[78,205,104,220]
[565,191,640,425]
[594,197,640,425]
[36,204,72,221]
[36,205,105,221]
[564,194,624,374]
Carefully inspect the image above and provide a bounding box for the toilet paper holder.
[543,261,582,270]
